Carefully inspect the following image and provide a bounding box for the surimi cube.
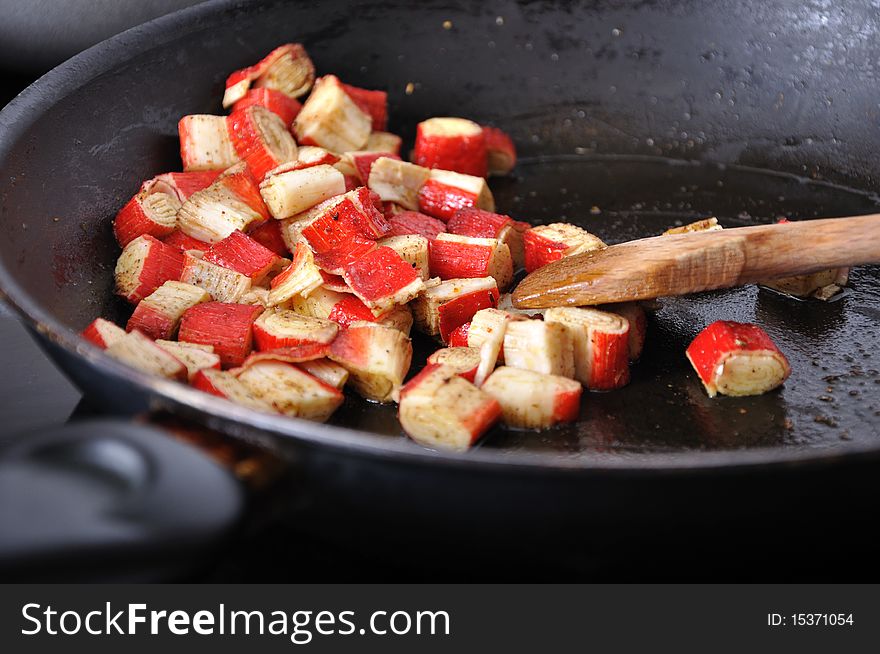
[155,340,221,381]
[268,243,324,306]
[203,230,288,284]
[298,359,349,389]
[447,322,470,348]
[544,307,630,390]
[339,82,388,131]
[232,88,302,126]
[227,105,298,181]
[82,318,126,349]
[240,287,271,308]
[178,114,240,171]
[427,347,481,383]
[502,319,575,378]
[523,223,606,273]
[762,268,849,300]
[180,251,252,303]
[368,157,431,210]
[346,151,401,185]
[601,301,647,361]
[482,125,517,176]
[482,367,581,429]
[387,211,446,241]
[413,117,488,177]
[447,208,527,269]
[293,75,372,152]
[364,131,402,155]
[241,342,331,367]
[253,308,338,350]
[686,321,791,398]
[246,219,289,256]
[126,281,211,340]
[378,234,430,280]
[178,302,263,368]
[287,285,347,320]
[222,43,315,107]
[398,363,501,451]
[177,163,269,243]
[417,169,495,221]
[114,235,185,304]
[191,368,273,412]
[327,295,412,334]
[299,187,389,253]
[259,164,346,219]
[156,171,224,201]
[428,232,514,291]
[329,322,412,402]
[105,330,186,380]
[236,361,343,421]
[411,277,500,343]
[466,308,524,385]
[113,180,181,247]
[342,246,425,314]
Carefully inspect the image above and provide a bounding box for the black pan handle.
[0,419,244,581]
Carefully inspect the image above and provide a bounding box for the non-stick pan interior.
[1,0,879,463]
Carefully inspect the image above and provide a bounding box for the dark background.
[0,2,878,582]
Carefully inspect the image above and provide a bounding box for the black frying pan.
[2,0,880,500]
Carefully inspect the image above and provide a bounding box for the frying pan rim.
[1,0,879,474]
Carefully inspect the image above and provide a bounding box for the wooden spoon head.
[512,232,747,308]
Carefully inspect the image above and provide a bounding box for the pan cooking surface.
[331,156,880,458]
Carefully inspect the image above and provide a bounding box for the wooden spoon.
[512,214,880,308]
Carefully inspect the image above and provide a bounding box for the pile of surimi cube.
[82,43,798,452]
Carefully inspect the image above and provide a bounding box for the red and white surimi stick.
[299,187,389,254]
[544,307,630,390]
[326,294,400,328]
[246,219,289,257]
[427,346,481,383]
[253,308,338,350]
[156,171,223,201]
[365,131,402,155]
[259,164,346,219]
[162,230,211,253]
[378,234,430,280]
[154,340,221,381]
[411,277,500,343]
[82,318,126,349]
[523,223,606,273]
[235,360,343,421]
[177,163,269,243]
[287,285,347,320]
[178,115,240,171]
[481,125,517,176]
[180,251,252,303]
[267,242,324,306]
[105,330,186,380]
[467,308,524,386]
[178,301,263,368]
[417,169,495,222]
[367,157,431,211]
[447,208,528,270]
[113,180,181,247]
[429,233,514,291]
[203,230,288,284]
[340,82,388,131]
[319,271,351,293]
[294,75,372,152]
[191,368,273,412]
[298,359,349,389]
[222,43,315,108]
[240,287,270,308]
[227,105,298,181]
[686,321,791,398]
[413,117,488,177]
[232,88,302,126]
[241,342,330,367]
[482,367,581,429]
[126,281,211,340]
[328,322,413,402]
[386,211,446,241]
[398,363,501,451]
[502,319,575,378]
[601,301,647,361]
[342,246,425,314]
[114,235,185,304]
